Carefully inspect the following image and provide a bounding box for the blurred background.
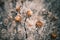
[0,0,60,40]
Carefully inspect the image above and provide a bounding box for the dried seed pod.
[51,16,58,21]
[51,33,57,39]
[48,12,58,21]
[16,5,20,13]
[15,14,21,22]
[3,18,9,26]
[48,12,52,17]
[26,9,33,17]
[36,21,43,28]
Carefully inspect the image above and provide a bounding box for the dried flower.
[26,9,33,17]
[16,5,20,13]
[15,14,21,22]
[51,33,57,39]
[36,21,43,28]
